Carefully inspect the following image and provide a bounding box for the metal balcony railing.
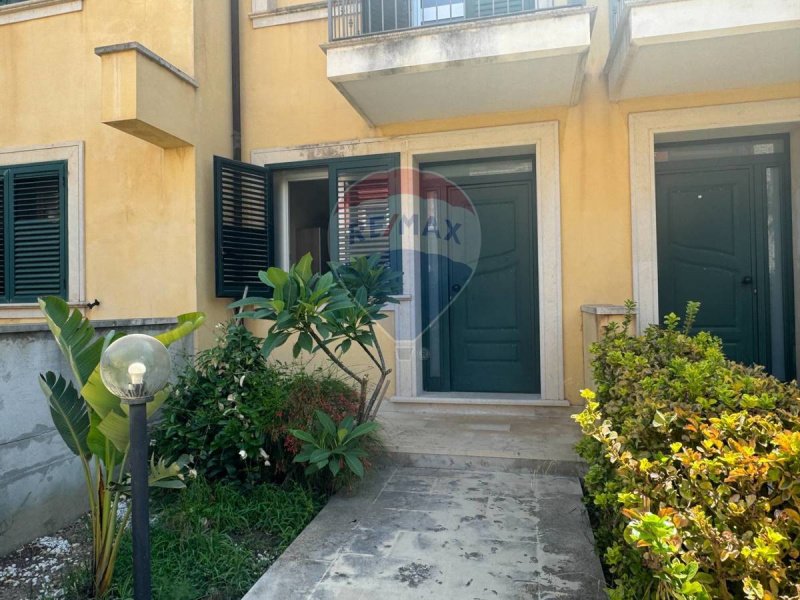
[329,0,585,41]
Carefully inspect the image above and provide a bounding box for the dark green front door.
[656,136,795,379]
[422,159,539,394]
[657,169,757,363]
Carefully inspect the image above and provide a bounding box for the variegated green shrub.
[574,302,800,600]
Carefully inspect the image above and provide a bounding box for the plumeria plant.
[232,253,401,424]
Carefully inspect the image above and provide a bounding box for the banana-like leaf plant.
[38,296,205,598]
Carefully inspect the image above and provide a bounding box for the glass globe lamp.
[100,334,171,402]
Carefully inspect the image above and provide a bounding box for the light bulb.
[128,362,147,385]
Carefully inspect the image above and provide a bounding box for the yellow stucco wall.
[1,1,797,401]
[0,0,234,346]
[239,0,800,403]
[0,1,197,321]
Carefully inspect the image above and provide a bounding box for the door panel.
[448,181,537,393]
[657,169,756,364]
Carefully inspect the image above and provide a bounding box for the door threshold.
[390,393,570,407]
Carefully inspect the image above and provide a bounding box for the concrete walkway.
[243,409,607,600]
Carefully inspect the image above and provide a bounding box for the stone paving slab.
[243,463,607,599]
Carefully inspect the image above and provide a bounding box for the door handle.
[741,276,753,285]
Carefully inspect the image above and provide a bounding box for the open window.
[214,154,400,299]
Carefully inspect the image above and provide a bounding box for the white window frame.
[0,141,84,319]
[0,0,82,26]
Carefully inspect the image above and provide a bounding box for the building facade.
[0,0,798,551]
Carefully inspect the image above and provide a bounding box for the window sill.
[0,0,82,26]
[0,301,90,320]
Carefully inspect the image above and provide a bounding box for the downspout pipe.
[231,0,242,161]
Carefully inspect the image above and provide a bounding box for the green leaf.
[82,368,123,419]
[355,286,368,308]
[155,312,206,347]
[288,429,318,445]
[97,410,131,454]
[265,267,289,289]
[329,458,341,477]
[304,463,322,476]
[296,254,313,282]
[228,296,268,309]
[344,453,365,478]
[38,296,104,387]
[86,410,109,459]
[39,372,90,458]
[297,331,313,353]
[262,331,290,358]
[315,410,337,438]
[346,421,379,441]
[309,448,332,464]
[293,448,315,463]
[148,455,186,489]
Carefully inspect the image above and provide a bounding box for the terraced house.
[1,0,798,555]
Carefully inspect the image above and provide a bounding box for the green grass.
[65,478,325,600]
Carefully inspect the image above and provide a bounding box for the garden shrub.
[155,322,359,485]
[574,302,800,600]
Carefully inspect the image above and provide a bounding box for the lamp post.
[99,334,171,600]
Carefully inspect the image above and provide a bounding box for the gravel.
[0,518,90,600]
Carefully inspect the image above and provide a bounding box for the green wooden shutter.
[329,154,400,273]
[214,156,273,298]
[3,162,67,303]
[0,171,5,300]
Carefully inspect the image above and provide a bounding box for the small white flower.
[189,469,198,478]
[227,393,236,403]
[239,449,248,459]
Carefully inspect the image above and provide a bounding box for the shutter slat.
[214,156,272,298]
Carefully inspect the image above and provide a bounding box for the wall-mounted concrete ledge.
[95,42,197,148]
[580,304,633,315]
[0,317,178,335]
[95,42,198,88]
[581,304,637,392]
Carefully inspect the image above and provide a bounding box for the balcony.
[324,0,595,125]
[606,0,800,100]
